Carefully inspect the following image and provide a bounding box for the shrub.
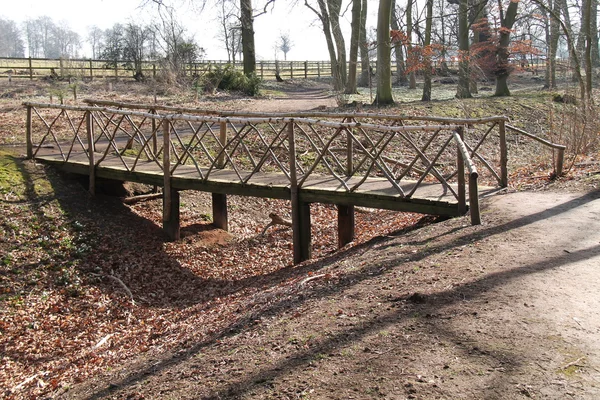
[204,64,261,96]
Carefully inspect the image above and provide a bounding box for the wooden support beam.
[469,173,481,225]
[337,204,355,248]
[288,121,312,264]
[212,193,228,231]
[163,188,180,241]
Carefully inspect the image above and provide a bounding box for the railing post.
[163,119,180,241]
[457,126,467,215]
[499,118,508,187]
[86,111,95,195]
[26,105,33,159]
[469,172,481,225]
[288,121,311,264]
[556,147,565,177]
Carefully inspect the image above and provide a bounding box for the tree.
[305,0,345,89]
[421,0,433,100]
[455,0,472,98]
[358,0,370,86]
[345,0,362,93]
[405,0,416,89]
[494,0,520,96]
[391,0,408,85]
[240,0,256,75]
[374,0,394,105]
[123,23,152,80]
[0,18,25,57]
[216,0,242,64]
[277,32,293,60]
[87,26,105,59]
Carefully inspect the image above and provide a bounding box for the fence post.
[86,111,96,195]
[26,105,33,159]
[59,58,64,79]
[260,62,264,79]
[163,119,180,240]
[499,118,508,187]
[288,121,311,264]
[290,61,294,79]
[304,61,308,79]
[28,57,33,80]
[317,62,321,78]
[89,59,93,80]
[556,147,565,177]
[114,60,118,78]
[457,126,467,215]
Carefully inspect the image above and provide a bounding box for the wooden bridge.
[24,100,566,263]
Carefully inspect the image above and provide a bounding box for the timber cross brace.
[24,100,565,264]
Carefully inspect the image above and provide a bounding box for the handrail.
[82,98,508,125]
[505,124,566,176]
[25,102,471,204]
[453,130,481,225]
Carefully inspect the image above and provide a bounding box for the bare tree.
[87,26,105,59]
[0,18,25,57]
[277,32,293,60]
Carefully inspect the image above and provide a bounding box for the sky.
[0,0,368,61]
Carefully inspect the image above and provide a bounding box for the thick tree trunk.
[548,0,559,88]
[421,0,433,101]
[456,0,472,98]
[345,0,361,94]
[307,0,343,90]
[328,0,347,87]
[358,0,370,87]
[240,0,256,76]
[584,0,593,101]
[374,0,394,105]
[494,0,519,96]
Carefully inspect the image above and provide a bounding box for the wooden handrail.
[505,124,566,176]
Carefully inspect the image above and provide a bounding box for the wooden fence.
[0,57,341,81]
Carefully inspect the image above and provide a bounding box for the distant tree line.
[0,14,204,81]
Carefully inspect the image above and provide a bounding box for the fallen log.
[261,212,292,236]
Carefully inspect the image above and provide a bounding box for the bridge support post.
[212,193,228,231]
[337,204,355,248]
[292,197,312,264]
[457,127,467,215]
[163,188,180,241]
[499,119,508,187]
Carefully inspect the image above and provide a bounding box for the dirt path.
[236,81,337,112]
[65,189,600,399]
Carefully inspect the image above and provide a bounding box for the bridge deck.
[34,150,484,217]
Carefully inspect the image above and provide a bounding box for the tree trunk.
[240,0,256,76]
[592,0,600,67]
[307,0,343,90]
[391,0,408,85]
[548,0,559,88]
[406,0,416,89]
[494,0,519,96]
[345,0,361,93]
[421,0,433,101]
[358,0,370,86]
[328,0,347,87]
[374,0,394,105]
[456,0,472,98]
[584,0,593,101]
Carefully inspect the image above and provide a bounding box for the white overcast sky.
[0,0,376,60]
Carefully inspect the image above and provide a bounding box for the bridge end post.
[456,126,467,215]
[337,204,355,248]
[499,119,508,187]
[212,193,228,231]
[163,188,180,241]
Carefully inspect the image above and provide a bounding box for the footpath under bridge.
[24,101,564,263]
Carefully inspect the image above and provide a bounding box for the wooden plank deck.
[33,149,485,217]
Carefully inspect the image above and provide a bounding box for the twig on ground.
[105,274,135,305]
[300,273,327,286]
[562,357,586,370]
[261,212,292,236]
